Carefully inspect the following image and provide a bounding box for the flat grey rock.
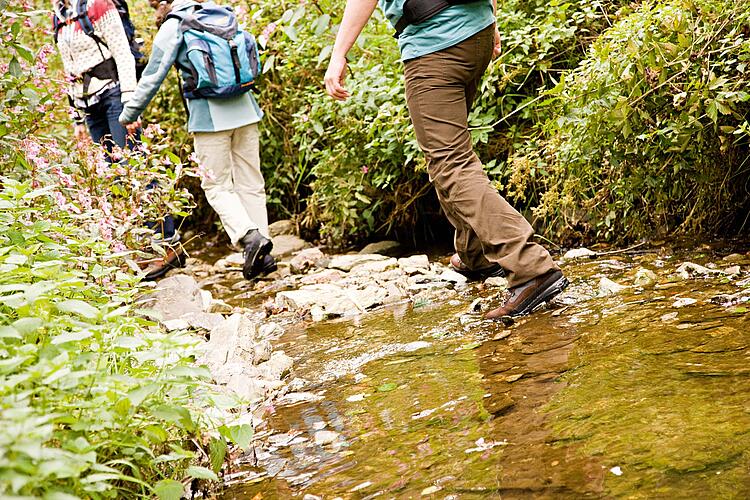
[359,240,402,256]
[271,234,309,258]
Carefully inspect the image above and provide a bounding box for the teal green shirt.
[378,0,495,61]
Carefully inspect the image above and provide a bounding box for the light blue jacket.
[119,0,262,132]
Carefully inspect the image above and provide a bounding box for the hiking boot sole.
[510,274,569,317]
[452,264,506,281]
[143,250,187,281]
[243,239,273,280]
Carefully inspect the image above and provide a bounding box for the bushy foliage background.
[223,0,750,246]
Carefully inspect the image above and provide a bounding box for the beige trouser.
[193,123,269,245]
[404,25,558,287]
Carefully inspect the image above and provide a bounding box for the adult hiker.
[52,0,184,280]
[324,0,568,318]
[119,0,276,280]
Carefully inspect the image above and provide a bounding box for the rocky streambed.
[145,227,750,498]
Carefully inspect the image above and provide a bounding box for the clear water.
[213,244,750,498]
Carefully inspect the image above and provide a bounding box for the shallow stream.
[212,243,750,498]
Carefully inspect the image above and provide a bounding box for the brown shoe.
[450,253,505,280]
[137,245,187,281]
[485,269,568,319]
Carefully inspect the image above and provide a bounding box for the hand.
[324,55,350,101]
[74,124,89,144]
[493,26,502,58]
[125,119,141,137]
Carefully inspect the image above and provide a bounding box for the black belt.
[394,0,483,37]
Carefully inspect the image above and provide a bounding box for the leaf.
[153,479,183,500]
[209,437,227,473]
[377,382,397,392]
[228,424,253,450]
[184,465,219,481]
[0,325,21,339]
[13,317,42,335]
[56,299,99,319]
[51,330,94,345]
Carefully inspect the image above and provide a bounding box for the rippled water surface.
[212,244,750,498]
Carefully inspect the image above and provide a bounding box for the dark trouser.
[84,86,176,240]
[85,86,138,156]
[403,24,558,288]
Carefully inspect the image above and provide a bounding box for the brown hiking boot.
[449,253,505,281]
[137,244,187,281]
[485,269,568,319]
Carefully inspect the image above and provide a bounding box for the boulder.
[350,258,399,275]
[270,234,309,258]
[289,247,327,274]
[398,255,430,274]
[257,351,293,380]
[147,274,204,321]
[563,247,596,260]
[300,269,345,285]
[358,240,402,257]
[484,276,508,288]
[633,268,658,287]
[436,269,468,284]
[598,277,628,296]
[268,219,296,237]
[328,253,389,272]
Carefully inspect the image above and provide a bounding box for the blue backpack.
[168,2,261,99]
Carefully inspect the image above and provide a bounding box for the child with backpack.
[119,0,276,280]
[53,0,184,280]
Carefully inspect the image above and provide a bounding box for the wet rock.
[199,314,259,370]
[359,240,402,256]
[722,253,745,263]
[634,268,658,287]
[271,234,309,258]
[313,430,339,446]
[269,219,296,237]
[329,253,389,272]
[224,252,245,266]
[303,495,323,500]
[208,298,234,314]
[725,265,741,276]
[383,282,408,304]
[563,247,596,260]
[672,297,698,308]
[162,318,190,331]
[279,392,323,405]
[181,311,225,331]
[437,269,468,284]
[200,289,213,310]
[289,247,327,274]
[253,340,273,365]
[484,276,508,288]
[146,274,204,321]
[226,375,265,402]
[676,262,723,279]
[277,284,388,318]
[258,322,285,339]
[257,351,294,380]
[300,269,345,285]
[398,254,430,274]
[598,277,628,296]
[350,258,399,275]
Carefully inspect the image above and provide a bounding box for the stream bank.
[154,228,750,498]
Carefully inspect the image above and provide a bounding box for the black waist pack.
[394,0,483,37]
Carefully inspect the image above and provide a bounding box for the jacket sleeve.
[91,0,137,101]
[119,18,183,124]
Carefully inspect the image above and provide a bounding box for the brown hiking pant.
[403,24,558,287]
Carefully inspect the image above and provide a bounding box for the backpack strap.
[169,5,239,41]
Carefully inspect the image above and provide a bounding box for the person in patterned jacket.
[53,0,184,280]
[53,0,139,151]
